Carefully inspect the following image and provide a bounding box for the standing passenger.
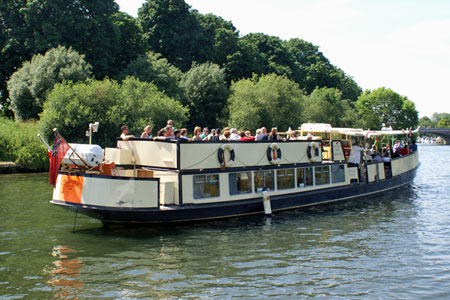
[348,141,364,166]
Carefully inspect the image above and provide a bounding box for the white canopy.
[299,123,419,138]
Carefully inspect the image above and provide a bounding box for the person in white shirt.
[348,141,364,166]
[230,128,240,141]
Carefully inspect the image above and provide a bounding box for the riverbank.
[0,161,42,174]
[0,116,49,172]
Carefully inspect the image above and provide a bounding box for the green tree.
[437,118,450,128]
[225,38,266,82]
[39,78,188,147]
[7,46,92,120]
[228,74,305,132]
[225,33,294,83]
[138,0,211,71]
[0,0,120,83]
[431,112,450,128]
[0,0,129,111]
[120,51,183,100]
[111,11,147,75]
[355,87,419,130]
[303,87,357,127]
[418,116,434,128]
[180,62,229,129]
[285,38,361,100]
[194,13,239,66]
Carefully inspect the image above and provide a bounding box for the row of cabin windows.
[193,165,346,199]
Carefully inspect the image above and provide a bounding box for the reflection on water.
[1,145,450,299]
[46,246,83,300]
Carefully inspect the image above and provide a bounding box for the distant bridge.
[419,128,450,144]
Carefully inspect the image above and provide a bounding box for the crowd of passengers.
[348,136,417,166]
[119,120,315,143]
[121,121,417,164]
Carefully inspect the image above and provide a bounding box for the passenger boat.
[50,124,420,226]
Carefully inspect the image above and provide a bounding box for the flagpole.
[37,134,52,152]
[53,128,90,167]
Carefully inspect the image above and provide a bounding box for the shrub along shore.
[0,116,49,172]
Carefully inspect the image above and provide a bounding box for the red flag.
[49,132,70,187]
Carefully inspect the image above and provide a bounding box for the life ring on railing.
[267,143,282,165]
[218,144,235,167]
[307,142,321,162]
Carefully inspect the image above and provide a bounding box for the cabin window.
[277,169,295,190]
[193,174,220,199]
[331,164,345,183]
[315,166,330,185]
[229,172,252,195]
[297,167,313,188]
[254,170,275,192]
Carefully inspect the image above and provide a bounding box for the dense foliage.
[39,78,188,147]
[0,0,427,167]
[0,117,48,170]
[120,51,183,100]
[180,62,229,129]
[228,74,305,132]
[303,87,357,127]
[419,113,450,128]
[355,87,419,130]
[7,46,92,120]
[0,0,143,110]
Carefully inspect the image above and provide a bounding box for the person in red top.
[240,131,255,141]
[400,146,409,156]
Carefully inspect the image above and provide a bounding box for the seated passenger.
[208,129,220,141]
[221,130,231,141]
[393,140,401,155]
[154,128,171,140]
[240,131,255,141]
[141,125,153,139]
[373,153,383,162]
[290,130,300,140]
[200,127,209,139]
[172,129,181,140]
[192,126,203,141]
[256,127,268,141]
[400,146,409,156]
[409,140,418,152]
[120,125,135,141]
[268,127,285,141]
[180,128,190,141]
[230,128,240,141]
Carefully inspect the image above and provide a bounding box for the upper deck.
[106,138,345,171]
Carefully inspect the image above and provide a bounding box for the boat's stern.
[51,172,160,211]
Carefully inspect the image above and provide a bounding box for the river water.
[0,145,449,299]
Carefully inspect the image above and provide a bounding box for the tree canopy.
[180,62,229,129]
[39,77,188,147]
[228,74,305,132]
[7,46,92,120]
[120,51,183,100]
[355,87,418,130]
[303,87,356,127]
[0,0,423,140]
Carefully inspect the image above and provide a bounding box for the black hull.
[51,165,418,225]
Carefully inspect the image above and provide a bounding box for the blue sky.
[115,0,450,118]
